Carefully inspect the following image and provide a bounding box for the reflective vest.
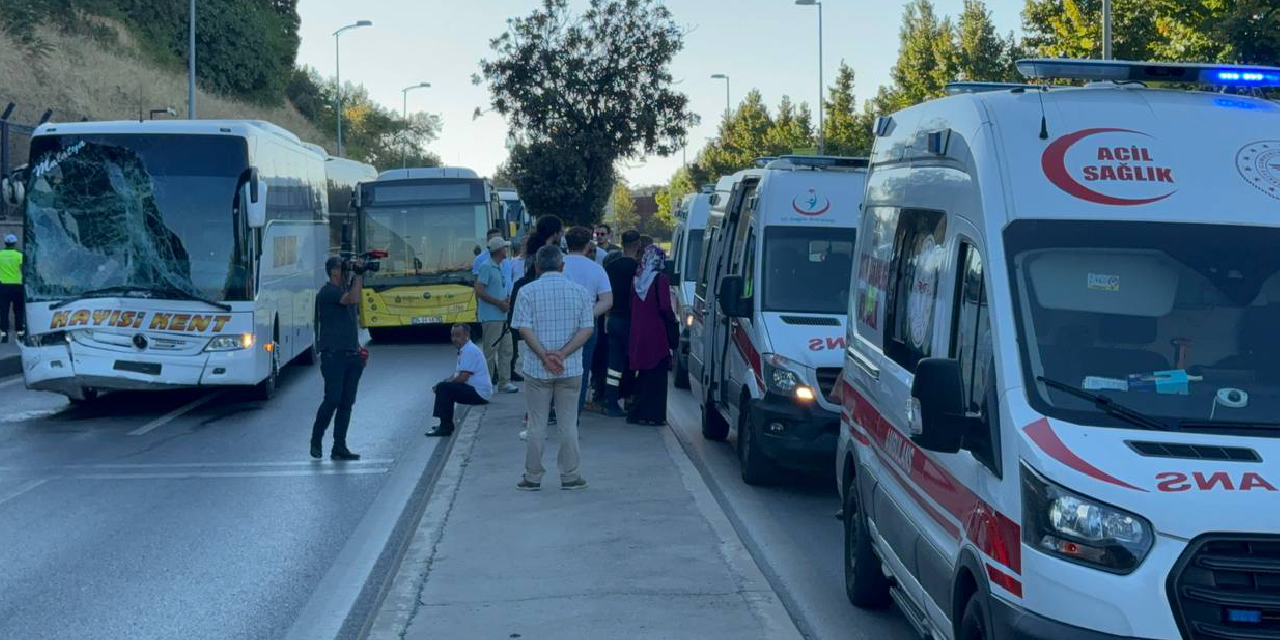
[0,248,22,285]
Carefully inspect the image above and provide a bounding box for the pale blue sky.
[296,0,1025,185]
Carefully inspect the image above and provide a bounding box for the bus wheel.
[252,343,279,401]
[844,478,890,608]
[69,389,100,406]
[368,327,393,343]
[738,408,776,486]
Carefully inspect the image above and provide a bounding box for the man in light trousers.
[474,237,517,394]
[511,245,594,491]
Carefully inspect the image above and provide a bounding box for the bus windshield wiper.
[1036,376,1173,431]
[50,285,231,312]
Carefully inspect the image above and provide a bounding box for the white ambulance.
[670,188,713,388]
[836,59,1280,640]
[690,155,867,484]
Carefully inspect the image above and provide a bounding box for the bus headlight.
[1021,465,1152,574]
[206,333,254,352]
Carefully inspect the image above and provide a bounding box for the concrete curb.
[362,403,485,640]
[659,426,805,640]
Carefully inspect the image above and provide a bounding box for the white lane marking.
[72,468,389,480]
[0,478,50,507]
[0,376,25,389]
[127,392,222,436]
[60,459,396,469]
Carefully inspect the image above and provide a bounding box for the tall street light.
[710,74,730,125]
[333,19,373,157]
[1102,0,1112,59]
[401,82,431,169]
[188,0,196,118]
[796,0,824,154]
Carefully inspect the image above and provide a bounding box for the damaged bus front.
[17,120,328,401]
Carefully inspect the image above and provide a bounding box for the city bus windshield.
[761,226,856,314]
[23,134,250,303]
[1007,219,1280,432]
[362,203,488,281]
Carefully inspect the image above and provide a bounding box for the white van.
[836,59,1280,640]
[690,155,867,484]
[670,188,713,388]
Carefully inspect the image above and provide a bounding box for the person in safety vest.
[0,234,23,344]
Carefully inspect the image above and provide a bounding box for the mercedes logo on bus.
[133,334,149,350]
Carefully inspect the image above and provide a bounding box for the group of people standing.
[426,214,677,491]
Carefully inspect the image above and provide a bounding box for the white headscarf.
[634,244,666,301]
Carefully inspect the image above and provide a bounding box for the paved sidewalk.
[0,339,19,377]
[368,391,801,640]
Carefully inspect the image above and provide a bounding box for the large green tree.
[876,0,958,113]
[1021,0,1157,60]
[689,90,773,185]
[1147,0,1280,64]
[478,0,698,226]
[822,63,872,157]
[956,0,1013,82]
[765,95,814,155]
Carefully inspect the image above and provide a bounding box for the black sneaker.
[516,477,541,491]
[511,373,525,382]
[309,441,322,459]
[425,423,454,437]
[560,478,588,491]
[331,449,361,461]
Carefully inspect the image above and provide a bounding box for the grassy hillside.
[0,19,331,169]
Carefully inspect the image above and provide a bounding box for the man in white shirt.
[426,324,493,437]
[511,245,594,491]
[561,226,612,412]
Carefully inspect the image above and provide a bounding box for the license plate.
[411,316,442,325]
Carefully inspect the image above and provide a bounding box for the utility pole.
[333,20,373,157]
[188,0,196,118]
[1102,0,1112,60]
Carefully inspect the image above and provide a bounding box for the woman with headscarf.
[627,244,676,425]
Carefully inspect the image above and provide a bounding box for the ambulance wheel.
[738,409,776,486]
[674,355,690,389]
[701,398,729,441]
[844,480,890,608]
[959,594,991,640]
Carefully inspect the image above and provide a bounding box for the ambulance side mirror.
[718,275,750,318]
[909,358,967,454]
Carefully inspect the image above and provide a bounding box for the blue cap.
[3,234,16,244]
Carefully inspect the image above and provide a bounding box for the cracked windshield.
[24,134,248,302]
[3,0,1280,639]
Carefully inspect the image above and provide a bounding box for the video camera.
[340,249,388,275]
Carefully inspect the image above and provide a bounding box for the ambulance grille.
[815,367,841,402]
[1127,440,1261,462]
[779,315,839,326]
[1170,535,1280,640]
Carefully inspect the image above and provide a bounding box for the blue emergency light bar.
[1017,58,1280,87]
[771,155,869,170]
[945,82,1044,95]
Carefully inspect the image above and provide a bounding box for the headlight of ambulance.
[762,353,816,402]
[205,333,254,352]
[684,312,694,327]
[1021,465,1152,574]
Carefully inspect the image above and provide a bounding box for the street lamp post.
[401,82,431,169]
[188,0,196,118]
[710,74,730,125]
[333,20,372,157]
[1102,0,1112,60]
[796,0,824,154]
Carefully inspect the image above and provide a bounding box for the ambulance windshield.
[761,227,855,315]
[23,134,251,303]
[1006,219,1280,432]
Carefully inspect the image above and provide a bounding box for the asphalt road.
[0,333,456,640]
[666,386,917,640]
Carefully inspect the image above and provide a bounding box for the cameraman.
[310,255,367,461]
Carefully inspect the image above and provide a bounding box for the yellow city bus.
[355,167,500,340]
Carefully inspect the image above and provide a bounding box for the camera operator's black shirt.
[316,283,360,352]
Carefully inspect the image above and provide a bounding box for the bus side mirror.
[246,172,267,229]
[718,275,750,318]
[1,176,23,208]
[909,358,967,453]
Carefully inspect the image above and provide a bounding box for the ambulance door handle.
[848,345,879,381]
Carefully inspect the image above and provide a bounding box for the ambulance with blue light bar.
[835,59,1280,640]
[690,155,866,485]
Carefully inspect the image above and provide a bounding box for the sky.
[296,0,1025,186]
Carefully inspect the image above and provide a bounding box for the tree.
[689,90,772,185]
[873,0,958,114]
[956,0,1011,82]
[1021,0,1157,61]
[653,166,694,237]
[510,138,615,226]
[490,160,518,189]
[478,0,698,226]
[1146,0,1280,65]
[822,63,870,156]
[608,178,637,231]
[765,96,814,155]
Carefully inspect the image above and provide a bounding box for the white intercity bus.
[11,119,330,401]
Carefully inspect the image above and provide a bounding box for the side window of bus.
[951,241,998,474]
[884,209,947,372]
[853,206,901,349]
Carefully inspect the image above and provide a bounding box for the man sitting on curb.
[427,324,493,437]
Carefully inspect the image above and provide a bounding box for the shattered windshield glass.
[24,134,250,302]
[362,203,488,280]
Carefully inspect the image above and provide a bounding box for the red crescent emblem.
[792,196,831,216]
[1041,128,1175,206]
